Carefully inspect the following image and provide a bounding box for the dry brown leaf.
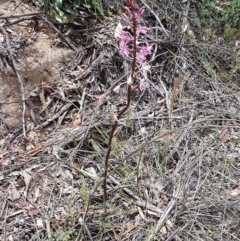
[0,138,5,146]
[28,130,38,141]
[22,204,35,211]
[37,218,44,229]
[170,77,180,115]
[0,32,4,42]
[8,183,21,201]
[25,144,46,157]
[218,128,228,141]
[235,40,240,50]
[22,171,32,198]
[124,221,138,234]
[166,219,174,230]
[160,225,168,235]
[137,206,147,221]
[34,187,40,202]
[229,187,240,197]
[39,87,49,115]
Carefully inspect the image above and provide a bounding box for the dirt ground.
[0,0,240,241]
[0,1,72,130]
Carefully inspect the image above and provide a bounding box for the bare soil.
[0,0,72,130]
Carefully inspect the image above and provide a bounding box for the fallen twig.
[39,15,78,51]
[139,0,169,38]
[108,175,163,215]
[0,24,26,137]
[0,12,42,19]
[35,103,72,130]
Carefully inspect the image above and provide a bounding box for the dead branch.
[0,24,26,137]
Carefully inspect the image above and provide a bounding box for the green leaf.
[55,0,63,8]
[61,5,75,15]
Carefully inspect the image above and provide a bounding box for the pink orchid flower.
[115,3,152,90]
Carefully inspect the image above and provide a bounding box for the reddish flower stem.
[103,0,138,202]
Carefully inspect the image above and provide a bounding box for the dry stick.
[0,25,26,137]
[103,0,138,202]
[2,203,8,241]
[145,178,184,241]
[39,15,78,51]
[122,115,215,164]
[139,0,169,38]
[35,103,72,130]
[63,72,130,163]
[3,16,38,26]
[0,12,77,52]
[0,12,42,19]
[170,76,180,116]
[108,175,163,215]
[146,198,177,241]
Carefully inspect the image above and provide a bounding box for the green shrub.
[194,0,239,38]
[44,0,104,24]
[223,0,240,38]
